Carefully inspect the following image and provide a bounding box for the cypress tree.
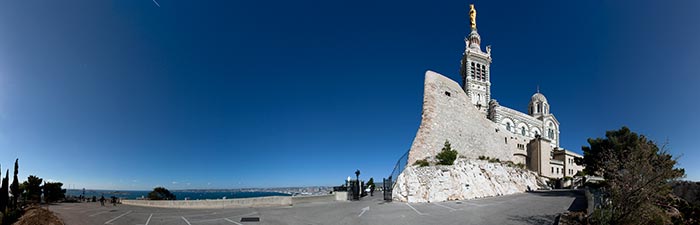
[10,159,19,210]
[0,169,8,212]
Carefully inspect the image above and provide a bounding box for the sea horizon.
[65,186,333,200]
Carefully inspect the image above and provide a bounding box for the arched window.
[521,127,526,135]
[547,122,555,139]
[481,65,487,81]
[544,103,548,114]
[470,62,476,79]
[476,63,482,80]
[506,122,511,131]
[537,103,541,113]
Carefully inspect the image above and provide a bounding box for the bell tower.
[460,4,492,114]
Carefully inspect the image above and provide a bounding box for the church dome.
[531,93,548,103]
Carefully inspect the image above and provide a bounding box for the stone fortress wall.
[407,71,527,166]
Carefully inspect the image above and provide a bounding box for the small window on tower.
[470,62,476,79]
[444,91,451,97]
[476,64,482,80]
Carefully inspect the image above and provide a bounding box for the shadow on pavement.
[527,190,587,212]
[508,214,557,225]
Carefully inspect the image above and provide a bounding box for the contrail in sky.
[152,0,161,7]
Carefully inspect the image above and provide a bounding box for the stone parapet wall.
[291,195,336,204]
[122,196,292,209]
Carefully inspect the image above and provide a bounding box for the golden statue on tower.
[469,4,477,30]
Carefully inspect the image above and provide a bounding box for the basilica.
[461,4,582,179]
[405,4,582,180]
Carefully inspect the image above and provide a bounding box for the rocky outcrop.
[392,159,547,203]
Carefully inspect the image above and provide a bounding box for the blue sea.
[66,189,291,200]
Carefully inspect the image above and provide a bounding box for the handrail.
[387,149,410,188]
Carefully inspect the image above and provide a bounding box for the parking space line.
[89,211,108,217]
[145,213,153,225]
[404,203,426,215]
[224,218,244,225]
[104,210,132,224]
[187,212,259,223]
[433,202,457,211]
[181,216,192,225]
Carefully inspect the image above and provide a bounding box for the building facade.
[460,4,580,179]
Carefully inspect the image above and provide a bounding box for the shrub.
[148,187,176,200]
[503,161,515,167]
[478,155,486,160]
[488,158,501,163]
[413,159,430,167]
[436,140,458,165]
[515,163,525,169]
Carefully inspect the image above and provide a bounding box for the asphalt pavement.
[51,190,584,225]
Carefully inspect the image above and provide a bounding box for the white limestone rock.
[392,159,546,203]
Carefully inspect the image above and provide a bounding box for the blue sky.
[0,0,698,190]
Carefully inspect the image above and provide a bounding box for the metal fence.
[383,150,409,201]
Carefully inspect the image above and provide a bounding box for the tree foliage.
[582,127,685,224]
[23,175,43,203]
[436,140,458,165]
[10,159,20,209]
[148,187,176,200]
[0,169,8,212]
[43,182,66,203]
[366,178,374,188]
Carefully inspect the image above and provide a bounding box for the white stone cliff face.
[407,70,523,166]
[392,159,547,203]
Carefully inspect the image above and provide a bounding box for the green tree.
[148,187,176,200]
[436,140,458,165]
[582,127,685,224]
[23,175,43,203]
[10,159,20,210]
[366,178,374,189]
[43,182,66,203]
[0,169,8,212]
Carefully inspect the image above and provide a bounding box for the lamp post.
[354,170,361,200]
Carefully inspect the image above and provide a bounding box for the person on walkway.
[370,184,374,196]
[99,195,105,206]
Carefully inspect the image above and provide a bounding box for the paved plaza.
[51,190,585,225]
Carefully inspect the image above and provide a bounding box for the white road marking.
[358,206,370,217]
[144,213,153,225]
[224,218,244,225]
[186,212,259,223]
[88,211,108,217]
[404,203,426,215]
[433,202,457,211]
[181,216,192,225]
[104,210,132,224]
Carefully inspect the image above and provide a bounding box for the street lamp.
[354,170,361,199]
